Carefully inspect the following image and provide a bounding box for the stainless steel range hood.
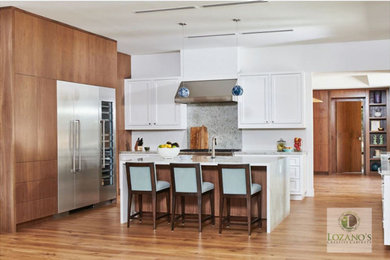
[175,79,238,104]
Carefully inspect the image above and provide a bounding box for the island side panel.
[268,158,290,233]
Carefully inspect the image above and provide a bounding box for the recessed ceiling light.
[241,29,294,35]
[202,1,268,8]
[134,6,196,14]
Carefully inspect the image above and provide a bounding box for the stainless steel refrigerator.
[57,81,116,213]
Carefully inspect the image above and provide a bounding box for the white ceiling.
[1,1,389,55]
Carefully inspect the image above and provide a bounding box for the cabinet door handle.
[154,123,156,125]
[148,123,151,125]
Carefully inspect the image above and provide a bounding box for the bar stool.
[170,163,215,232]
[217,164,262,236]
[125,162,170,230]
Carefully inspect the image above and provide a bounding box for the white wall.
[182,47,238,80]
[131,52,181,78]
[312,71,390,90]
[240,39,390,73]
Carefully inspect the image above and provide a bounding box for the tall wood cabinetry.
[367,89,390,174]
[0,7,120,232]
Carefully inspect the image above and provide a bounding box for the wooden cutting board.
[190,126,208,149]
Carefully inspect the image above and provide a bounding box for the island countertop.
[119,154,282,167]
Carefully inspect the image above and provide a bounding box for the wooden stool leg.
[210,190,215,225]
[197,195,202,232]
[258,192,262,228]
[227,198,231,227]
[127,191,132,228]
[181,196,185,224]
[166,190,171,223]
[152,193,157,230]
[138,194,143,222]
[247,196,252,236]
[219,196,224,234]
[171,195,176,231]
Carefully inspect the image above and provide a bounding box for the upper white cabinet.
[237,75,269,127]
[238,72,305,129]
[125,78,186,130]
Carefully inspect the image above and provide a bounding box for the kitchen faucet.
[211,137,217,159]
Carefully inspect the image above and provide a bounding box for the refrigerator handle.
[75,120,81,172]
[101,119,106,168]
[71,120,76,173]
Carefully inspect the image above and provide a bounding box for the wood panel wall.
[116,53,132,198]
[0,7,16,233]
[313,90,329,174]
[0,7,121,231]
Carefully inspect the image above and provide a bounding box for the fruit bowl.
[158,147,180,159]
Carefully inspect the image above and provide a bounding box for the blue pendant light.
[232,18,243,96]
[232,84,243,96]
[178,87,190,97]
[178,22,190,98]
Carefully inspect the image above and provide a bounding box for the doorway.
[335,100,365,174]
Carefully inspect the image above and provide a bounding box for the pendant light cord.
[179,22,186,78]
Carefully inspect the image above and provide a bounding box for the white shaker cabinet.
[125,80,152,128]
[271,73,303,126]
[237,75,269,127]
[238,72,305,129]
[124,78,186,130]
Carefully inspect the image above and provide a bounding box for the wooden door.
[336,101,362,173]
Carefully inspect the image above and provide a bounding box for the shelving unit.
[368,89,390,174]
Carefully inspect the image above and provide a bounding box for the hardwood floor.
[1,175,389,259]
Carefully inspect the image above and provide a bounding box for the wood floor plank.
[0,175,389,259]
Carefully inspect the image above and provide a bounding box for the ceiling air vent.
[134,6,196,14]
[202,1,267,8]
[187,33,235,39]
[241,29,294,35]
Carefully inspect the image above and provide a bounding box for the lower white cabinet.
[238,72,305,129]
[124,78,186,130]
[287,155,306,200]
[237,153,306,200]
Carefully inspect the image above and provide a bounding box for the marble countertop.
[235,150,306,156]
[119,154,283,167]
[119,150,305,156]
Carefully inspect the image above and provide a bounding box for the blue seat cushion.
[156,180,170,191]
[251,183,262,195]
[202,182,214,193]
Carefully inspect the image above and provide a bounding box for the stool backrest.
[125,162,156,192]
[170,163,202,193]
[218,164,251,195]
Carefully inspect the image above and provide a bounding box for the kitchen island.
[119,153,290,233]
